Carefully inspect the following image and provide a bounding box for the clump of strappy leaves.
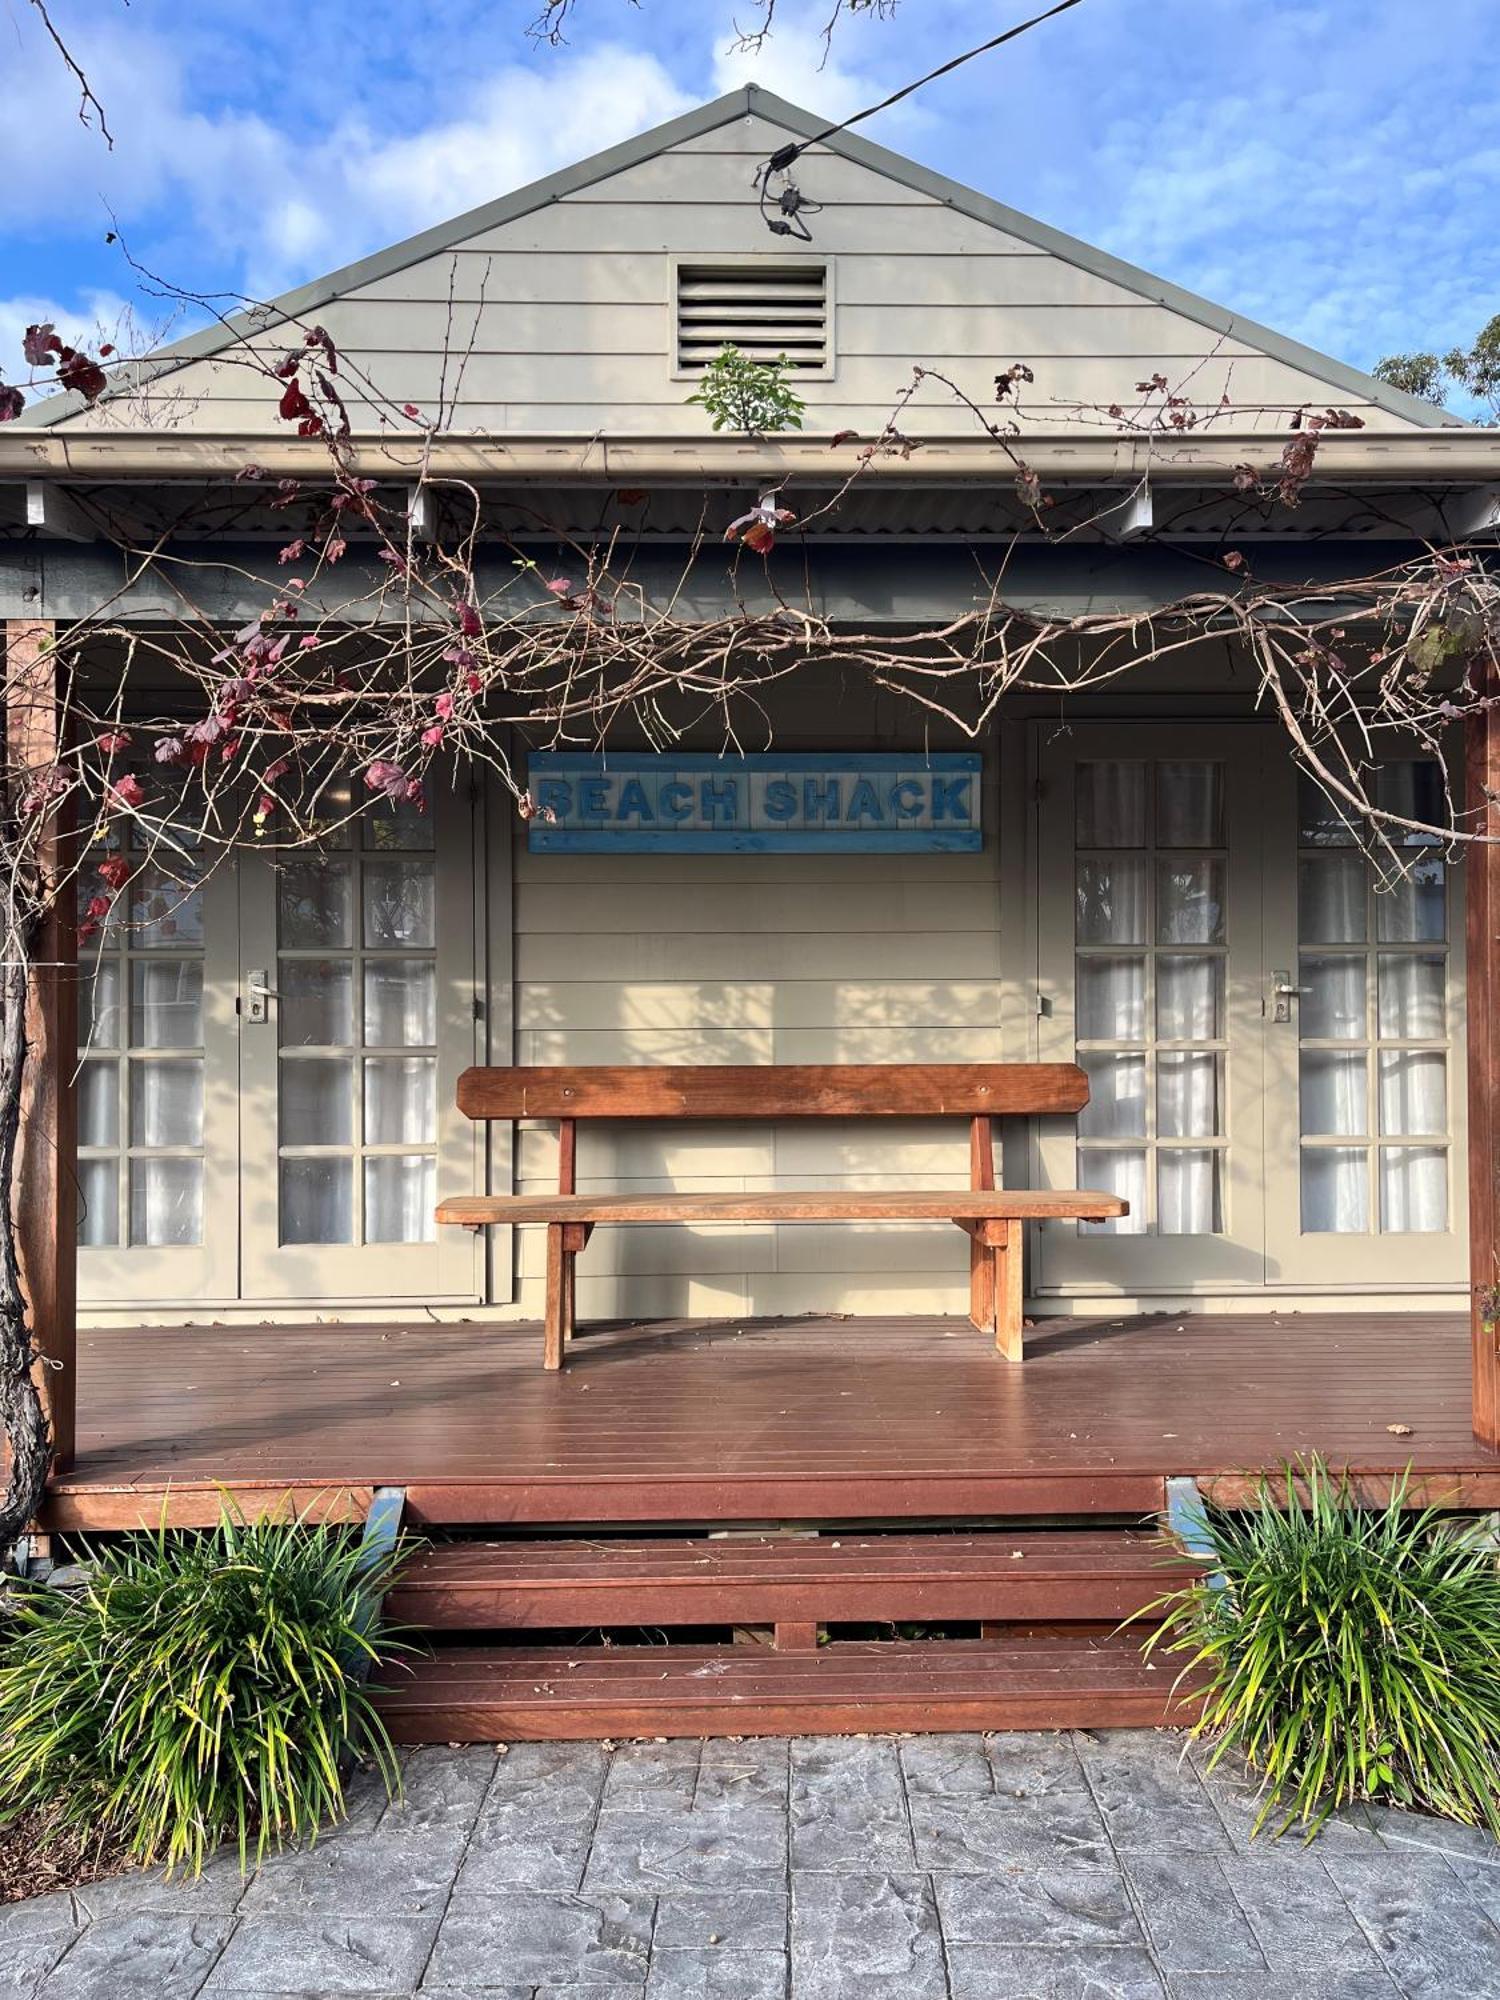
[0,1505,407,1875]
[686,344,806,435]
[1149,1458,1500,1837]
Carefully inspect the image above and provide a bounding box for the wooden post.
[3,621,77,1472]
[558,1118,577,1343]
[1467,684,1500,1448]
[968,1114,996,1332]
[543,1222,566,1371]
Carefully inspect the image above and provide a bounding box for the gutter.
[4,431,1500,486]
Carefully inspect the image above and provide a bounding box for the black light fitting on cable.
[750,0,1088,239]
[754,157,824,241]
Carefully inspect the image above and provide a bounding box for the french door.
[79,783,483,1308]
[1033,724,1466,1298]
[236,782,481,1301]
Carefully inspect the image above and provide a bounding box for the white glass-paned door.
[1262,758,1466,1286]
[1035,726,1265,1293]
[237,781,481,1301]
[76,801,238,1302]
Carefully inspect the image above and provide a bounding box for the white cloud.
[0,11,696,303]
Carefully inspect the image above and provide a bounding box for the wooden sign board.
[527,752,982,853]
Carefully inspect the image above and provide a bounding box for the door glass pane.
[1078,1149,1147,1234]
[131,960,202,1048]
[1377,954,1445,1039]
[281,1058,354,1146]
[81,959,122,1048]
[363,858,435,947]
[77,1158,118,1247]
[1077,957,1144,1040]
[79,1060,119,1149]
[364,799,434,851]
[1156,859,1224,944]
[280,961,353,1047]
[1300,1052,1368,1137]
[365,1156,436,1242]
[1380,1149,1447,1232]
[1157,1053,1221,1138]
[1376,859,1445,942]
[1375,762,1444,842]
[1299,856,1366,943]
[128,867,203,947]
[1075,762,1146,847]
[278,859,353,948]
[1158,1151,1220,1234]
[1300,956,1366,1040]
[1079,1054,1147,1138]
[1076,857,1147,945]
[1301,1149,1369,1232]
[1378,1052,1446,1137]
[364,1057,436,1144]
[1156,956,1222,1039]
[1155,763,1223,847]
[130,1060,203,1147]
[281,1157,354,1244]
[1298,775,1357,846]
[130,1158,202,1246]
[364,961,437,1046]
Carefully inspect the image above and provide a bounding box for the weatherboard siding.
[75,111,1420,436]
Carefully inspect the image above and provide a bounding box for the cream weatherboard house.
[5,90,1500,1735]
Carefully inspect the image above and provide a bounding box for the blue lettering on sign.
[616,777,654,823]
[526,754,982,853]
[846,778,884,823]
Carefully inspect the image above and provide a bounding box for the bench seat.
[437,1190,1124,1226]
[438,1186,1125,1367]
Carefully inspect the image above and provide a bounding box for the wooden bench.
[437,1063,1125,1369]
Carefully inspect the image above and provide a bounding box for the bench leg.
[543,1223,566,1371]
[994,1220,1025,1364]
[560,1222,590,1347]
[969,1228,995,1332]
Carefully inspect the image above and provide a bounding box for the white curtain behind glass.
[1076,759,1224,1237]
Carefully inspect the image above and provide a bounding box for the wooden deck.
[44,1310,1500,1529]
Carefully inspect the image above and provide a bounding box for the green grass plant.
[1150,1457,1500,1837]
[0,1502,405,1874]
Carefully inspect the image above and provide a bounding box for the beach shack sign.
[527,753,982,853]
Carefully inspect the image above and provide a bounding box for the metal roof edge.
[5,427,1499,483]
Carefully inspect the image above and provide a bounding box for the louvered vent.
[676,263,828,373]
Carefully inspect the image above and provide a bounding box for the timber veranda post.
[3,619,77,1473]
[1467,667,1500,1451]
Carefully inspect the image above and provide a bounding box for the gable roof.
[20,83,1451,430]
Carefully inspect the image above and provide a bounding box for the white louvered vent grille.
[676,263,828,373]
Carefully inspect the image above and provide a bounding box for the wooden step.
[386,1530,1192,1632]
[375,1634,1195,1741]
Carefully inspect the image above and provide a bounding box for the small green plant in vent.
[0,1504,406,1875]
[686,343,806,435]
[1149,1458,1500,1837]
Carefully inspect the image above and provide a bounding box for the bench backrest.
[457,1062,1089,1198]
[457,1063,1087,1122]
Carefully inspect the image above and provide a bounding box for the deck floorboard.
[44,1310,1499,1526]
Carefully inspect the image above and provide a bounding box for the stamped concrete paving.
[4,1730,1500,1998]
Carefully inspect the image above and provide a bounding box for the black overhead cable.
[754,0,1089,235]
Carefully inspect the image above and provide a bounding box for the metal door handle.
[1273,983,1311,996]
[244,968,280,1024]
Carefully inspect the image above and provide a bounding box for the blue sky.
[3,0,1498,404]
